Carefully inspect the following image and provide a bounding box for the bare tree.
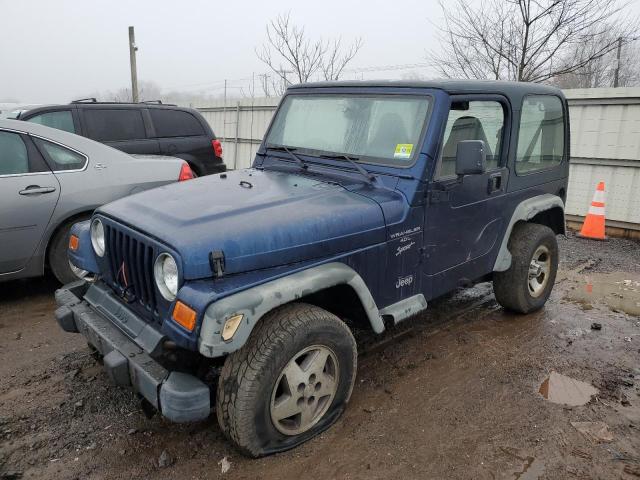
[554,37,640,88]
[256,73,284,97]
[615,40,640,87]
[86,81,164,103]
[428,0,639,83]
[321,38,364,81]
[256,12,362,94]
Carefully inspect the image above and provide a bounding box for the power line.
[162,61,433,93]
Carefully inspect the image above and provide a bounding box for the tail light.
[178,162,194,181]
[212,139,223,158]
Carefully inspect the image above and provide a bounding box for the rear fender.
[493,194,565,272]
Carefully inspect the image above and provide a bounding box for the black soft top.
[288,79,564,98]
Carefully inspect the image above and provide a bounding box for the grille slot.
[105,224,157,314]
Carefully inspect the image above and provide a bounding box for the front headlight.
[154,253,179,301]
[90,219,105,257]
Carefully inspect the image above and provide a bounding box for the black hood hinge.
[209,250,226,278]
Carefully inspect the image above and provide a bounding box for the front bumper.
[54,281,210,423]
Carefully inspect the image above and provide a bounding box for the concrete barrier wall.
[198,87,640,230]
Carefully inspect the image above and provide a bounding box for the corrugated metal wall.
[198,87,640,229]
[564,88,640,229]
[198,97,279,170]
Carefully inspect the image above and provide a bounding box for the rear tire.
[216,303,357,457]
[493,222,558,314]
[49,216,90,284]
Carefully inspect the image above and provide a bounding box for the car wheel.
[493,222,558,313]
[216,302,357,457]
[49,216,90,284]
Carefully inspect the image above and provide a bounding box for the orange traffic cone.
[578,181,607,240]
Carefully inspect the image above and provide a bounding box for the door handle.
[19,185,56,195]
[487,173,502,194]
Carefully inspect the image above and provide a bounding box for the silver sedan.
[0,118,192,283]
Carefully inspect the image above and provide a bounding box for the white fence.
[198,87,640,231]
[562,88,640,231]
[197,97,279,170]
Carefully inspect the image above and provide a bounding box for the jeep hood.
[98,169,386,280]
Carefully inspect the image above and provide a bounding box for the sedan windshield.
[265,94,430,165]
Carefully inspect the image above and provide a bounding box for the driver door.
[423,95,511,299]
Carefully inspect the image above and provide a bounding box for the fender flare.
[198,262,384,358]
[493,194,565,272]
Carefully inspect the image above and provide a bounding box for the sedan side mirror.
[455,140,486,176]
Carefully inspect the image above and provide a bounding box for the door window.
[437,100,505,178]
[150,109,205,137]
[34,138,87,171]
[516,95,565,174]
[0,131,29,175]
[26,110,76,133]
[84,109,147,141]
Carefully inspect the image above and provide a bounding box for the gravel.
[559,231,640,273]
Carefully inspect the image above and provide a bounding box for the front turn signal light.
[222,314,244,341]
[172,301,197,331]
[69,234,79,251]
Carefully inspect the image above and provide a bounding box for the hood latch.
[209,250,225,278]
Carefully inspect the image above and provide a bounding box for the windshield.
[265,94,431,165]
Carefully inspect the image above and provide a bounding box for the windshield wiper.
[320,154,376,185]
[265,145,309,170]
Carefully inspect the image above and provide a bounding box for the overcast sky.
[3,0,639,103]
[0,0,446,103]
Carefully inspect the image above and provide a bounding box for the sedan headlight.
[154,253,179,301]
[90,219,105,257]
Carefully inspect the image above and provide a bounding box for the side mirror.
[455,140,486,176]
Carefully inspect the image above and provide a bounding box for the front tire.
[493,223,558,313]
[216,303,357,457]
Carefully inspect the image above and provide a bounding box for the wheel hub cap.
[270,345,339,436]
[528,245,551,298]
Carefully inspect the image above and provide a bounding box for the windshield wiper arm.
[265,145,308,170]
[320,154,376,185]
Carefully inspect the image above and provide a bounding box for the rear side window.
[149,109,205,137]
[34,138,87,171]
[0,131,29,175]
[84,109,147,141]
[516,95,565,174]
[26,110,76,133]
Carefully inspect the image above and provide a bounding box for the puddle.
[539,371,599,406]
[565,272,640,316]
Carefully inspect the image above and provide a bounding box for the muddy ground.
[1,232,639,479]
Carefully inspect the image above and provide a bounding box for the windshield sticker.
[394,144,414,159]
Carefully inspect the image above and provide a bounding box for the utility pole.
[278,68,293,92]
[613,36,623,88]
[128,26,139,102]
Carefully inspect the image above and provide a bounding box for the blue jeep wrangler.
[56,80,569,457]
